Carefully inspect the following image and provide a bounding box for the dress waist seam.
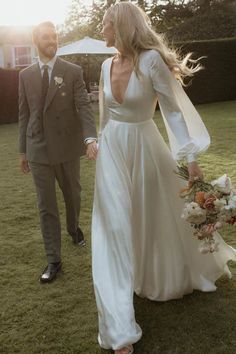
[109,118,152,125]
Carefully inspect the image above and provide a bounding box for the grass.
[0,100,236,354]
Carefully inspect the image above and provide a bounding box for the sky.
[0,0,93,26]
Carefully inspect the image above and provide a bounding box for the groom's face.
[36,26,58,60]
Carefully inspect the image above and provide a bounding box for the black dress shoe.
[70,227,86,246]
[40,262,62,283]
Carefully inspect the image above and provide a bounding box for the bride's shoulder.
[140,50,161,64]
[101,56,114,69]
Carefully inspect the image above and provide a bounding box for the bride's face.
[101,15,115,47]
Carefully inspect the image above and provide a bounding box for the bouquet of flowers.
[176,165,236,254]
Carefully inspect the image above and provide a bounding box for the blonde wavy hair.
[105,2,202,83]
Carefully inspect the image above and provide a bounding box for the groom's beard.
[37,42,57,60]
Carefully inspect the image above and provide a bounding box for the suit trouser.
[29,158,81,263]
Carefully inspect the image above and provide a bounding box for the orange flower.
[195,191,205,207]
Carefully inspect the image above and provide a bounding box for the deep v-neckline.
[109,57,134,106]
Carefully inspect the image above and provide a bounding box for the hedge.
[0,68,19,124]
[182,37,236,104]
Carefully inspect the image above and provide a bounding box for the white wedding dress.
[92,50,236,350]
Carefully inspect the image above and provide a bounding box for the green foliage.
[0,101,236,353]
[59,0,116,44]
[166,2,236,40]
[149,0,194,32]
[149,0,236,38]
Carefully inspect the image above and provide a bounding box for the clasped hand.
[86,141,98,160]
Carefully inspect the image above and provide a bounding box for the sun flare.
[0,0,93,26]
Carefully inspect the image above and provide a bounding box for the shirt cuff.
[84,138,97,145]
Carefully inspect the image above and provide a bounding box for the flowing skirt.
[92,118,236,350]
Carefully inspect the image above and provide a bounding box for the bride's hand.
[86,141,98,160]
[188,161,203,182]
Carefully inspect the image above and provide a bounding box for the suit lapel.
[44,57,66,112]
[30,63,42,97]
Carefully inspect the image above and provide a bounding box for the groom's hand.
[19,153,30,174]
[86,141,98,160]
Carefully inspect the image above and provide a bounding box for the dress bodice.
[99,50,210,162]
[103,51,158,123]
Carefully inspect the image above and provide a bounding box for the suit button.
[56,116,60,120]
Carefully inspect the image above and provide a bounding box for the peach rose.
[195,191,205,207]
[203,195,217,210]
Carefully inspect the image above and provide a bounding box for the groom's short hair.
[32,21,57,43]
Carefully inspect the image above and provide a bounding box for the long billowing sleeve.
[149,50,210,162]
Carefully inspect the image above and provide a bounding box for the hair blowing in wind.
[105,2,202,84]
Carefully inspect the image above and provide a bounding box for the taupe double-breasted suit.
[19,57,97,263]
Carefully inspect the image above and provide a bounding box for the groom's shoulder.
[19,62,38,78]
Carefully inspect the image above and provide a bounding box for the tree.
[141,0,235,39]
[59,0,236,47]
[58,0,89,43]
[60,0,151,43]
[148,1,193,32]
[165,0,236,40]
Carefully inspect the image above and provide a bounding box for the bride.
[88,3,236,354]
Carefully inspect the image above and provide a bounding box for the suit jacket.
[18,57,97,164]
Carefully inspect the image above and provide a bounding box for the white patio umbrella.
[57,36,117,91]
[57,36,117,56]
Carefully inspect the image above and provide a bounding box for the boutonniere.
[54,76,65,88]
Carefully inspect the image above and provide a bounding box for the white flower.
[224,196,236,216]
[214,221,223,230]
[198,239,219,254]
[228,195,236,209]
[210,241,220,253]
[211,174,232,194]
[181,202,206,224]
[199,241,211,254]
[213,198,227,211]
[54,76,64,86]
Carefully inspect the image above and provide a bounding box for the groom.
[18,21,97,283]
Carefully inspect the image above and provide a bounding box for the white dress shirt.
[38,56,57,82]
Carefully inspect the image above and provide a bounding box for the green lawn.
[0,101,236,354]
